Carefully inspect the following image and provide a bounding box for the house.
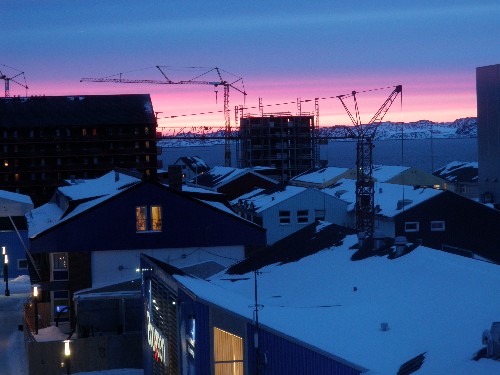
[0,94,158,206]
[26,170,266,324]
[173,156,210,182]
[139,229,500,374]
[187,166,278,200]
[232,184,349,245]
[324,179,500,263]
[289,166,349,189]
[433,161,479,199]
[0,190,33,278]
[342,164,450,190]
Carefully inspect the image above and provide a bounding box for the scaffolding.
[239,113,317,182]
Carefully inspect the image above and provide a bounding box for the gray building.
[477,64,500,203]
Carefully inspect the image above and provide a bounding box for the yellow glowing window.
[151,206,162,231]
[136,205,162,232]
[214,327,243,375]
[136,206,147,231]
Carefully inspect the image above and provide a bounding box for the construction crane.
[0,64,29,97]
[81,66,246,167]
[337,85,402,240]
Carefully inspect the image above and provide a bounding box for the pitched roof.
[290,166,349,185]
[433,161,478,183]
[175,156,210,173]
[27,171,142,238]
[324,179,443,217]
[0,94,156,127]
[372,165,411,182]
[231,184,309,213]
[188,166,274,189]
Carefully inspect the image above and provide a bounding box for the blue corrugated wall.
[247,324,363,375]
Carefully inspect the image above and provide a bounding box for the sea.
[159,137,477,174]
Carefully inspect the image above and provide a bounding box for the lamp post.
[4,252,9,296]
[33,285,39,335]
[63,339,71,375]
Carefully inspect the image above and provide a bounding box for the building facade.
[477,64,500,203]
[0,94,158,205]
[239,115,318,182]
[140,254,364,375]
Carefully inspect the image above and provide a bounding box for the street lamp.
[63,339,71,375]
[33,285,40,335]
[4,253,9,296]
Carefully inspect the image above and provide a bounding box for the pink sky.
[31,70,477,133]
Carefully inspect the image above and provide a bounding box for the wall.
[26,333,142,375]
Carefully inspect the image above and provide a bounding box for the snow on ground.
[177,234,500,374]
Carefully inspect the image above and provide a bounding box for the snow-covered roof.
[0,190,33,205]
[174,233,500,374]
[188,166,248,188]
[434,161,478,183]
[175,156,210,173]
[27,171,141,238]
[372,165,411,182]
[324,179,443,217]
[290,166,349,185]
[232,185,308,213]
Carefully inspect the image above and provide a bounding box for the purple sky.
[3,1,500,130]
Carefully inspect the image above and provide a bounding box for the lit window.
[136,206,147,231]
[297,209,309,224]
[214,327,243,375]
[52,253,68,270]
[404,222,419,232]
[136,205,162,232]
[279,210,291,224]
[430,221,445,231]
[151,206,162,231]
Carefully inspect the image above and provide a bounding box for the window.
[404,222,419,232]
[136,205,162,232]
[52,253,68,270]
[297,209,309,224]
[17,259,28,270]
[52,253,68,281]
[315,209,325,221]
[279,210,291,224]
[214,327,243,375]
[430,221,445,231]
[151,206,162,231]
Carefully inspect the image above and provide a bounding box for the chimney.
[115,171,120,182]
[168,165,183,191]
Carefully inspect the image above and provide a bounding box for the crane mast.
[81,66,246,167]
[0,64,29,97]
[338,85,402,240]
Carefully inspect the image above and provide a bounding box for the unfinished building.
[238,114,319,182]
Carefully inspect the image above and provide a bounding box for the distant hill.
[158,117,477,147]
[321,117,477,140]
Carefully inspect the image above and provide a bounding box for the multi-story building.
[477,63,500,204]
[239,114,318,182]
[0,94,158,205]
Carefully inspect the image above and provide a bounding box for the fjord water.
[160,138,477,173]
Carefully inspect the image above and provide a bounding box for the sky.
[3,1,500,132]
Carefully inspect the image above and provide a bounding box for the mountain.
[321,117,477,140]
[157,118,477,148]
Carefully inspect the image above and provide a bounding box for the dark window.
[279,210,291,224]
